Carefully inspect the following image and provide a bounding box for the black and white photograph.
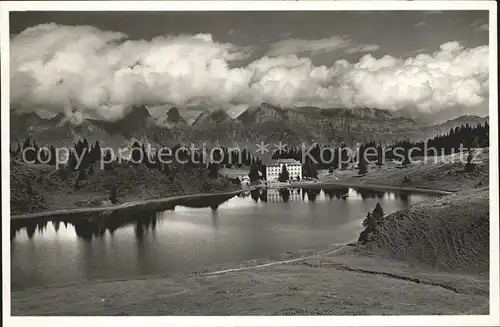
[1,1,498,325]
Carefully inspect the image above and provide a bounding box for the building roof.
[269,158,302,166]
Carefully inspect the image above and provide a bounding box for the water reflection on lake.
[11,187,433,290]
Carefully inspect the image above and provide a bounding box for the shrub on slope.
[10,160,53,214]
[362,188,489,274]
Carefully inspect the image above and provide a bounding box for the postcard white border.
[1,1,498,326]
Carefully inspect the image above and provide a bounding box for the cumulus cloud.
[406,48,428,56]
[470,19,489,32]
[334,41,489,113]
[266,35,351,57]
[10,23,489,123]
[247,55,335,107]
[423,10,443,15]
[414,21,426,28]
[266,35,380,57]
[476,23,489,32]
[11,23,253,121]
[345,44,380,54]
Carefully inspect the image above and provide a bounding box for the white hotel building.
[266,159,302,182]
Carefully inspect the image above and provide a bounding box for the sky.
[10,10,490,124]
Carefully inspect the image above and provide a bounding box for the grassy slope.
[362,187,489,274]
[10,160,238,215]
[328,148,489,192]
[329,149,490,274]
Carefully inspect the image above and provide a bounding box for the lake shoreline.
[289,181,453,195]
[11,188,252,220]
[10,181,451,220]
[11,184,438,293]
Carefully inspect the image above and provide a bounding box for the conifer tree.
[279,188,290,202]
[362,212,372,228]
[358,203,385,244]
[340,143,349,170]
[68,149,78,170]
[23,137,31,152]
[93,141,102,163]
[163,163,170,176]
[376,145,383,167]
[33,142,40,164]
[303,158,318,179]
[77,167,87,181]
[278,165,290,182]
[465,151,475,172]
[131,141,142,163]
[141,143,149,166]
[109,185,118,204]
[372,202,384,221]
[358,145,368,176]
[49,145,57,165]
[248,163,260,182]
[260,164,267,180]
[208,162,220,179]
[401,147,411,167]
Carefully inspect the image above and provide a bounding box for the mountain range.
[10,104,489,153]
[157,107,188,126]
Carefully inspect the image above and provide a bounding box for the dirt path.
[200,245,349,276]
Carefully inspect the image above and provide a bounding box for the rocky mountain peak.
[165,107,187,124]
